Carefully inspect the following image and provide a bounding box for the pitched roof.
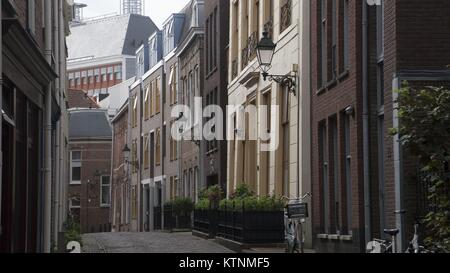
[68,89,99,109]
[69,109,112,140]
[67,14,158,61]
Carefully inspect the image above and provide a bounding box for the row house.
[202,0,229,191]
[67,12,158,102]
[177,0,205,202]
[68,109,112,234]
[127,8,186,231]
[226,0,312,247]
[1,0,71,253]
[311,0,450,253]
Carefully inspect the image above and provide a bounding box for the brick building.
[68,109,112,234]
[202,0,229,192]
[1,0,71,253]
[178,0,205,202]
[310,0,450,253]
[111,102,130,232]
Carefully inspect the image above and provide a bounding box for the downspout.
[362,1,372,246]
[0,0,3,239]
[110,125,115,229]
[44,0,53,253]
[392,76,405,252]
[53,0,61,251]
[59,0,67,231]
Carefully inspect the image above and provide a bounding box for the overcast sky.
[80,0,189,28]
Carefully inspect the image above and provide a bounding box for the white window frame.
[69,197,81,209]
[70,151,82,185]
[100,175,111,207]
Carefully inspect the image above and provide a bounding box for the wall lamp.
[256,31,298,96]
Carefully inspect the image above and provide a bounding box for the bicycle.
[367,216,432,253]
[282,193,311,254]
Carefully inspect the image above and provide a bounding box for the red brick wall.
[69,142,112,233]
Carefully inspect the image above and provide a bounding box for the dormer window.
[164,20,175,55]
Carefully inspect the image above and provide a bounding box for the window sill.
[316,234,353,242]
[206,148,219,156]
[206,67,218,79]
[70,182,82,186]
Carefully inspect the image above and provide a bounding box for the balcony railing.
[248,31,258,62]
[232,59,238,80]
[241,46,249,70]
[264,18,274,39]
[280,0,292,33]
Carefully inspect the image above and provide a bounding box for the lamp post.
[122,144,139,171]
[256,32,298,96]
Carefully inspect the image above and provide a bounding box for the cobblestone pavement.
[82,232,235,253]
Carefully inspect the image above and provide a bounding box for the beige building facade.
[226,0,311,247]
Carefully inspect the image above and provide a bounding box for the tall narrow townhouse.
[202,0,230,192]
[1,0,71,253]
[177,0,205,202]
[311,0,450,253]
[227,0,312,247]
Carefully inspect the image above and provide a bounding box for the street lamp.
[123,144,139,170]
[256,31,297,96]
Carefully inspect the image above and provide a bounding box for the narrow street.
[82,232,234,253]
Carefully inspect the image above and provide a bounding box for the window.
[343,0,349,71]
[155,77,161,114]
[170,121,178,161]
[101,176,111,206]
[82,71,87,85]
[149,81,155,116]
[343,114,352,236]
[170,176,178,200]
[155,128,161,166]
[132,95,138,128]
[131,186,138,219]
[319,121,330,234]
[27,0,36,35]
[70,151,82,185]
[132,140,138,173]
[101,68,107,82]
[143,134,149,169]
[75,72,81,86]
[88,70,94,84]
[280,0,292,33]
[169,65,177,105]
[69,197,81,209]
[319,0,327,88]
[330,117,340,234]
[144,85,150,119]
[115,65,122,80]
[108,67,114,81]
[94,68,100,83]
[331,0,337,79]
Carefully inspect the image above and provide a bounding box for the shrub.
[171,197,194,217]
[195,198,210,210]
[219,196,284,212]
[230,184,255,199]
[64,217,82,247]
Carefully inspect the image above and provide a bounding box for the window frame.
[70,151,82,185]
[100,175,111,207]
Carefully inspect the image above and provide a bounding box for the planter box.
[194,209,285,244]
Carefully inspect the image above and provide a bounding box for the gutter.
[362,1,372,247]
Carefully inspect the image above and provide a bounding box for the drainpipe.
[44,0,53,253]
[0,0,3,239]
[53,0,61,251]
[362,1,372,246]
[59,0,67,232]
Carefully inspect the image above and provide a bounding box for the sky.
[80,0,189,28]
